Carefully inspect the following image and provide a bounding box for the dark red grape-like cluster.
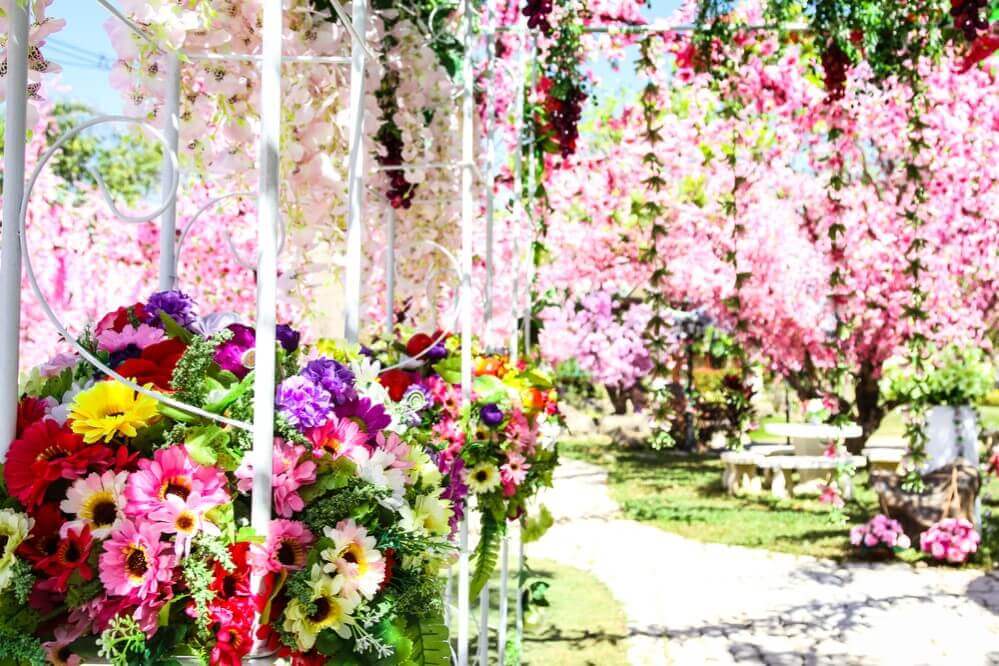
[820,40,850,101]
[950,0,990,41]
[523,0,554,36]
[544,82,586,158]
[377,134,415,210]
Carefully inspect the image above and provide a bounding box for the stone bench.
[757,455,867,499]
[720,444,795,495]
[863,447,906,475]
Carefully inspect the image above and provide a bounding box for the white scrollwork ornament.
[18,114,253,430]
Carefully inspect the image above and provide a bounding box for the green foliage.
[182,546,219,638]
[301,478,389,534]
[46,102,162,204]
[881,345,995,407]
[405,611,450,666]
[521,505,554,544]
[8,558,35,605]
[181,424,247,471]
[0,625,45,666]
[65,577,103,608]
[97,615,149,666]
[169,327,225,408]
[469,512,502,598]
[390,572,445,619]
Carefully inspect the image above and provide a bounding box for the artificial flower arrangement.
[367,330,562,596]
[849,514,912,559]
[919,518,981,565]
[0,291,453,666]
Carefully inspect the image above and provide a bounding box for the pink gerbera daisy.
[500,452,530,487]
[61,470,129,539]
[125,445,228,517]
[305,415,368,460]
[99,519,175,599]
[321,519,386,601]
[249,519,315,574]
[236,439,316,518]
[374,431,414,473]
[148,490,222,557]
[96,324,165,353]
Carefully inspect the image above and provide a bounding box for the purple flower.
[145,290,197,328]
[334,398,390,440]
[426,342,448,361]
[276,376,333,430]
[301,358,356,405]
[480,403,504,427]
[440,457,468,533]
[214,324,257,379]
[276,324,300,353]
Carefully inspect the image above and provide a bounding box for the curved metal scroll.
[18,115,253,431]
[380,239,463,373]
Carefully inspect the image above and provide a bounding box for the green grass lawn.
[560,436,999,562]
[459,558,632,665]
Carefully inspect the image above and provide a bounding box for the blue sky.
[46,0,683,114]
[46,0,121,112]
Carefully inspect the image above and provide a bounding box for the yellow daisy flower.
[69,381,159,443]
[282,565,358,651]
[314,338,362,364]
[0,508,31,592]
[465,463,501,494]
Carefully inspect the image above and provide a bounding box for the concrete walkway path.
[527,458,999,665]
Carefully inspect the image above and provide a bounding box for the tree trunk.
[605,385,630,415]
[848,362,885,455]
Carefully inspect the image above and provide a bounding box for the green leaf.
[432,356,462,385]
[184,425,227,466]
[472,374,509,403]
[406,610,450,666]
[521,505,554,544]
[158,311,194,344]
[469,513,502,598]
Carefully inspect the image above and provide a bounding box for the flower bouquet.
[368,331,561,597]
[849,514,911,559]
[920,518,981,565]
[0,291,453,666]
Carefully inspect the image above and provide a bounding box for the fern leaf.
[408,611,450,666]
[469,513,502,598]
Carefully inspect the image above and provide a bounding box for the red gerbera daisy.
[35,525,95,593]
[378,369,415,402]
[16,397,50,437]
[17,502,65,565]
[378,548,396,593]
[210,542,253,600]
[96,303,148,335]
[115,339,188,391]
[4,420,111,510]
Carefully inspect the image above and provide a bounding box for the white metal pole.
[522,36,538,359]
[483,13,496,329]
[0,0,29,460]
[515,529,524,661]
[477,584,490,664]
[160,52,181,290]
[457,0,476,661]
[385,207,396,335]
[497,536,509,663]
[250,0,281,629]
[344,0,368,344]
[508,28,527,367]
[457,516,471,666]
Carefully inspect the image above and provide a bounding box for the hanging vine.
[312,0,465,208]
[692,0,991,475]
[634,34,676,449]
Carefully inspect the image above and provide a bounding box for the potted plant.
[881,345,994,473]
